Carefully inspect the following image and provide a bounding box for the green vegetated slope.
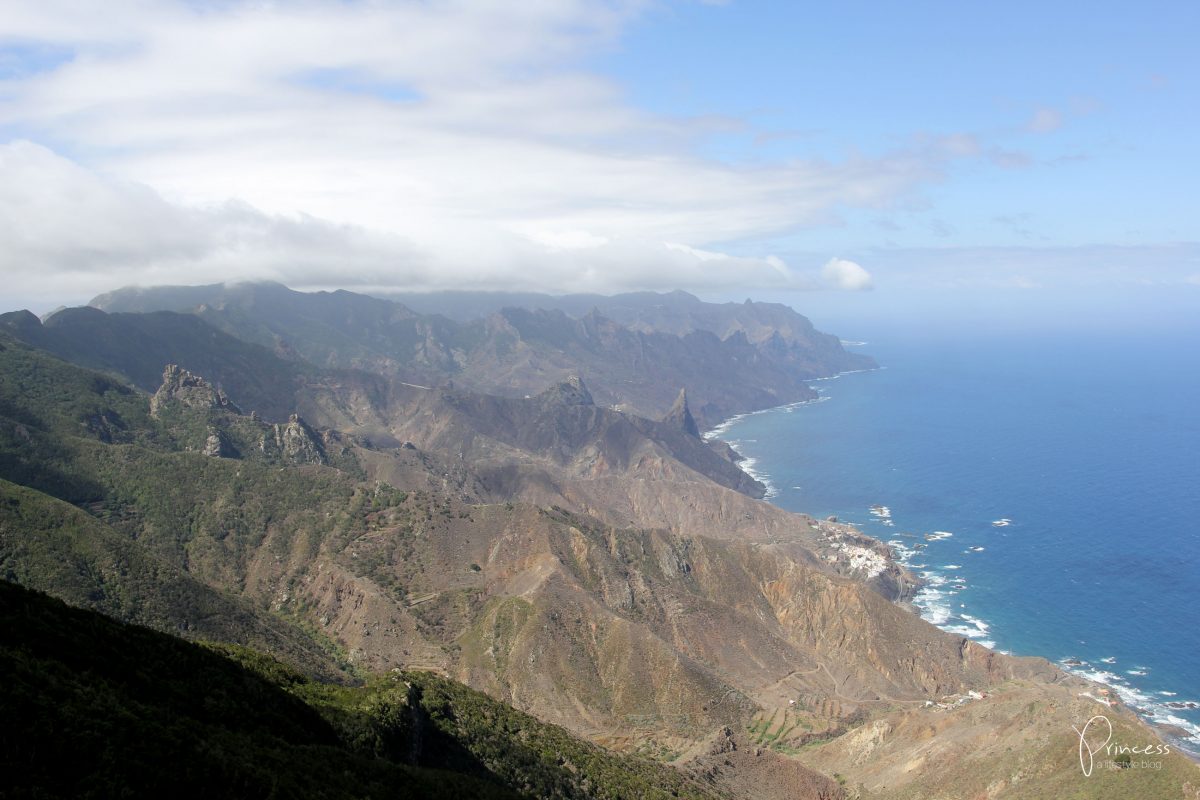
[0,579,716,799]
[0,332,365,677]
[0,322,848,797]
[4,316,1198,799]
[0,306,306,421]
[0,478,349,681]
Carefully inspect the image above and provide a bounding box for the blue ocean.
[711,318,1200,750]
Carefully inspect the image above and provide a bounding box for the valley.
[2,286,1196,798]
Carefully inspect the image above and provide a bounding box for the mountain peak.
[0,309,42,337]
[150,363,241,417]
[662,387,701,437]
[266,414,327,465]
[540,375,594,406]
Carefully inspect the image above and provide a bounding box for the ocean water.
[711,324,1200,750]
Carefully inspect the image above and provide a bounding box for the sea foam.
[707,353,1200,755]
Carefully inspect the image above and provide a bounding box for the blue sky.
[596,2,1198,248]
[0,1,1197,315]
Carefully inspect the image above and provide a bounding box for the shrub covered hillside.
[0,580,719,799]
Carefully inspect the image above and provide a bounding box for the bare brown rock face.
[252,488,1047,743]
[4,292,1198,799]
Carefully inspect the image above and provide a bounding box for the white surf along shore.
[702,368,882,497]
[704,367,1200,754]
[703,396,827,500]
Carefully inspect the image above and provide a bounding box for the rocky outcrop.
[202,428,236,458]
[11,327,1199,800]
[662,388,701,438]
[143,362,342,467]
[538,375,594,406]
[150,364,241,417]
[138,360,335,467]
[368,377,767,499]
[261,414,327,465]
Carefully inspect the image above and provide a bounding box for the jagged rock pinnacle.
[150,364,241,417]
[202,428,234,458]
[258,413,327,465]
[662,388,700,437]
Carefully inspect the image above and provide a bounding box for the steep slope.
[0,479,348,681]
[292,370,912,598]
[2,305,781,488]
[1,306,306,420]
[363,287,875,420]
[447,306,829,425]
[353,288,854,348]
[4,329,1195,797]
[1,312,782,524]
[88,282,872,424]
[386,288,870,374]
[0,340,1023,730]
[380,376,766,497]
[0,580,722,800]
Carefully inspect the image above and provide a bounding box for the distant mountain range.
[2,284,1195,798]
[87,282,874,427]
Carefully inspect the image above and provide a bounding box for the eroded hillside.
[2,293,1197,799]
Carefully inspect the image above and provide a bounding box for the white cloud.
[0,1,973,302]
[0,140,828,301]
[1027,107,1062,133]
[0,140,424,289]
[821,258,873,291]
[517,228,610,251]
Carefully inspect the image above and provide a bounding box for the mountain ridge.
[87,282,874,426]
[3,287,1196,797]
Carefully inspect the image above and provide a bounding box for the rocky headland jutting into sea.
[707,337,1200,764]
[2,284,1198,798]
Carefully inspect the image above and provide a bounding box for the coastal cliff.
[2,288,1196,798]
